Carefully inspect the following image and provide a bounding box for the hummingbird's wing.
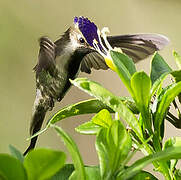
[107,34,169,63]
[81,34,169,73]
[81,52,109,74]
[33,37,56,76]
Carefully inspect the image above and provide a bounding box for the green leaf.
[174,169,181,179]
[24,148,66,180]
[150,52,172,84]
[171,70,181,104]
[173,50,181,69]
[51,164,74,180]
[150,72,169,97]
[163,137,181,171]
[71,78,143,141]
[111,50,136,94]
[128,170,158,180]
[164,137,181,149]
[154,81,181,139]
[28,99,114,141]
[69,166,101,180]
[131,72,152,132]
[96,120,132,179]
[75,121,101,135]
[119,96,139,114]
[47,99,114,125]
[171,70,181,82]
[92,109,113,128]
[52,125,86,180]
[76,109,113,135]
[9,145,24,163]
[117,146,181,180]
[28,97,138,141]
[0,154,27,180]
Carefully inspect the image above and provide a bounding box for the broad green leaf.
[117,146,181,180]
[47,99,113,125]
[111,50,136,94]
[75,121,100,135]
[9,145,24,163]
[28,99,114,140]
[96,120,132,179]
[92,109,113,128]
[131,72,152,133]
[24,148,66,180]
[51,164,74,180]
[52,125,86,180]
[173,50,181,69]
[131,71,151,108]
[154,82,181,139]
[71,78,143,140]
[28,97,138,141]
[69,166,101,180]
[150,52,172,84]
[128,170,158,180]
[0,154,27,180]
[48,98,138,126]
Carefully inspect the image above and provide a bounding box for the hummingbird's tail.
[23,108,47,155]
[24,89,51,156]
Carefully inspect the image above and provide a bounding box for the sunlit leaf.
[117,146,181,180]
[71,78,143,140]
[0,154,27,180]
[92,109,113,128]
[96,120,132,179]
[131,72,152,133]
[52,125,86,180]
[111,50,136,94]
[24,148,66,180]
[48,99,114,125]
[154,82,181,139]
[75,121,101,135]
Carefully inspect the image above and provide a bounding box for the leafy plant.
[1,50,181,179]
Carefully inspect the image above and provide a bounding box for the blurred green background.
[1,0,181,178]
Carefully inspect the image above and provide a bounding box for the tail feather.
[24,89,49,156]
[24,108,47,156]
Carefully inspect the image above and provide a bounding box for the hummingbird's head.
[66,16,103,54]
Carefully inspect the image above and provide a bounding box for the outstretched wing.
[33,37,56,76]
[107,34,169,62]
[81,33,169,73]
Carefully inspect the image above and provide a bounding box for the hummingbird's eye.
[79,37,85,44]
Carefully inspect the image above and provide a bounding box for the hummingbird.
[24,16,169,155]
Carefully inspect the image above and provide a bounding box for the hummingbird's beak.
[76,46,95,54]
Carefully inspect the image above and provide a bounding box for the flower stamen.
[101,27,113,50]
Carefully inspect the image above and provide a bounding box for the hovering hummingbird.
[24,16,169,155]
